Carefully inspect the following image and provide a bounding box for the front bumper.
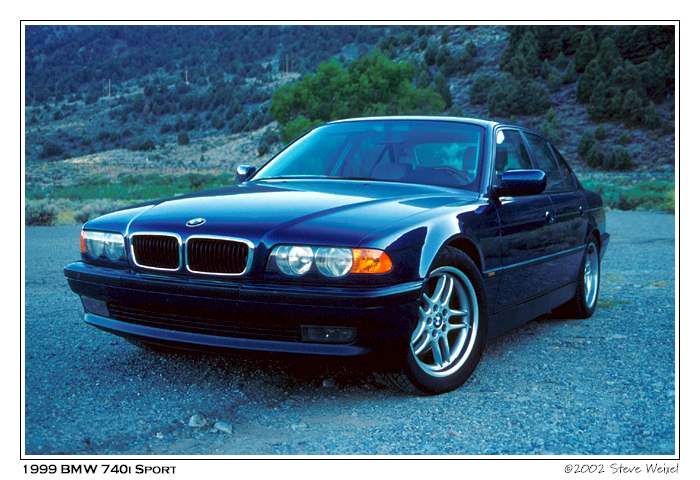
[64,262,423,356]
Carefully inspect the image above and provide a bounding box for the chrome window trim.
[184,234,255,277]
[128,232,183,272]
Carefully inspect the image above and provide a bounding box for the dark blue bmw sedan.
[64,117,609,394]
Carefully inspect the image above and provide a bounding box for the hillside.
[24,24,676,224]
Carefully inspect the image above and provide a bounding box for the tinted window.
[524,133,564,192]
[494,129,533,175]
[254,120,484,190]
[553,148,578,190]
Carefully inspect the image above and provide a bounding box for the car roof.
[325,116,550,141]
[327,115,499,129]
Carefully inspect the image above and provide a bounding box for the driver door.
[491,129,559,312]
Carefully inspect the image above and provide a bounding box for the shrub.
[585,142,604,168]
[257,127,280,156]
[39,142,64,159]
[469,74,492,105]
[424,42,438,66]
[26,200,58,226]
[487,74,550,117]
[128,139,156,151]
[594,126,607,140]
[583,143,635,171]
[619,133,632,145]
[74,200,128,224]
[433,74,452,108]
[177,132,190,145]
[539,108,560,143]
[84,91,100,105]
[604,146,634,171]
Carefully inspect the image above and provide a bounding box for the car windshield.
[253,120,485,190]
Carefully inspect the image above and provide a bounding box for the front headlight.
[274,245,314,276]
[81,230,126,262]
[270,245,392,278]
[315,247,353,277]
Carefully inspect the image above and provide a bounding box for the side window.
[553,148,578,190]
[494,129,533,176]
[524,133,564,192]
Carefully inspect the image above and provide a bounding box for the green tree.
[620,89,644,126]
[642,101,661,129]
[503,30,541,78]
[576,59,603,103]
[587,81,610,121]
[575,28,597,73]
[270,52,445,143]
[563,60,577,84]
[546,71,563,92]
[554,51,568,69]
[540,59,552,79]
[597,37,623,75]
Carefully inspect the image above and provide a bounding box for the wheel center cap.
[434,317,442,327]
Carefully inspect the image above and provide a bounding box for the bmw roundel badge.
[186,217,206,227]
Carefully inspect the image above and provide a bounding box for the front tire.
[380,247,488,395]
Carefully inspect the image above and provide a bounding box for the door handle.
[545,211,555,224]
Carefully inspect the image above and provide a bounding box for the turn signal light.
[80,230,87,253]
[350,249,393,274]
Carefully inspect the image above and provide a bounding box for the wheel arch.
[445,236,484,273]
[419,233,485,278]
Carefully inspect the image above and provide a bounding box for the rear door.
[523,132,587,286]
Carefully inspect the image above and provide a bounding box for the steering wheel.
[433,167,474,185]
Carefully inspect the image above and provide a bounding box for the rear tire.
[378,247,488,395]
[555,238,600,319]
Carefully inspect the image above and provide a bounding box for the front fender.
[358,199,500,279]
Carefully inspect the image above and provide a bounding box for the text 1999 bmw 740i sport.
[64,116,609,394]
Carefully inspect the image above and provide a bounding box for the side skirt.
[487,282,577,339]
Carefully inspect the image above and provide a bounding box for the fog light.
[81,296,110,317]
[301,326,357,344]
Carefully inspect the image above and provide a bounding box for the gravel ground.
[24,211,676,455]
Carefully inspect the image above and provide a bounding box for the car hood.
[91,179,479,247]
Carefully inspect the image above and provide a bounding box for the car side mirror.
[236,165,256,183]
[496,169,546,197]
